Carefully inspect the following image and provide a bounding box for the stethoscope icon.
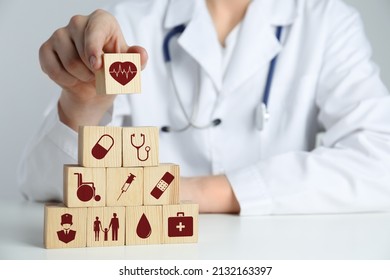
[130,133,150,161]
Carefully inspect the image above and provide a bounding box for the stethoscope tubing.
[263,26,283,107]
[163,24,186,63]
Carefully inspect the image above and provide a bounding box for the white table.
[1,200,390,260]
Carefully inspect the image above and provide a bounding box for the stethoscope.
[130,133,150,161]
[161,24,283,133]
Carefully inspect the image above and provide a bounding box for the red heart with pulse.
[109,61,138,86]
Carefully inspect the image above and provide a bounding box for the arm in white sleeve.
[17,3,135,202]
[18,95,130,202]
[17,101,78,202]
[228,2,390,215]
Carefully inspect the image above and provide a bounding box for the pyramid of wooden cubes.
[44,125,199,249]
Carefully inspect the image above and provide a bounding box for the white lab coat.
[19,0,390,215]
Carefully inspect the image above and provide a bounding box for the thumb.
[126,45,149,70]
[83,10,128,71]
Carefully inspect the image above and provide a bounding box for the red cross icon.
[176,222,185,232]
[168,212,193,237]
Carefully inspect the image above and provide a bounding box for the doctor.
[19,0,390,215]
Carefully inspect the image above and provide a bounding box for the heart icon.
[109,61,137,86]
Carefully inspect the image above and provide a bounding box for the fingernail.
[89,56,96,69]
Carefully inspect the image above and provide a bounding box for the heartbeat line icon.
[109,61,138,86]
[110,64,136,79]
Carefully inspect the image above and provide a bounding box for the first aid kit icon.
[168,212,193,237]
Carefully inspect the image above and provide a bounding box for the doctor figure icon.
[57,213,76,244]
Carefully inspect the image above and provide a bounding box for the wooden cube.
[122,127,159,167]
[143,164,180,205]
[125,206,162,245]
[64,165,106,207]
[162,203,199,244]
[106,167,144,206]
[78,126,122,168]
[86,207,125,247]
[44,203,87,249]
[96,53,141,95]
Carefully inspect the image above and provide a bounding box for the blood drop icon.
[136,213,152,239]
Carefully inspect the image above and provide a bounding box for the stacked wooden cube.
[44,54,198,249]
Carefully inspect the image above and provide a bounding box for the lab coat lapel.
[222,0,298,94]
[165,0,223,91]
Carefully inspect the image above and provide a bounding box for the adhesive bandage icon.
[150,172,175,199]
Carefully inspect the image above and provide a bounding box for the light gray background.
[1,0,389,200]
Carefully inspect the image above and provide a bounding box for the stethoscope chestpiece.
[212,118,222,126]
[160,118,222,133]
[160,126,171,133]
[255,102,270,131]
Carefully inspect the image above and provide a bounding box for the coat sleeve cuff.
[45,106,78,160]
[101,94,131,126]
[226,165,273,216]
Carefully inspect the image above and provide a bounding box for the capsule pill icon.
[91,134,114,160]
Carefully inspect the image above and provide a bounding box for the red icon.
[93,213,120,242]
[117,173,136,201]
[109,213,120,241]
[136,213,152,239]
[109,61,137,86]
[74,173,101,202]
[93,217,103,241]
[91,134,114,160]
[130,133,150,161]
[168,212,193,237]
[103,228,109,241]
[150,172,175,199]
[57,213,76,243]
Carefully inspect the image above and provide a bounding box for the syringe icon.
[117,173,136,201]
